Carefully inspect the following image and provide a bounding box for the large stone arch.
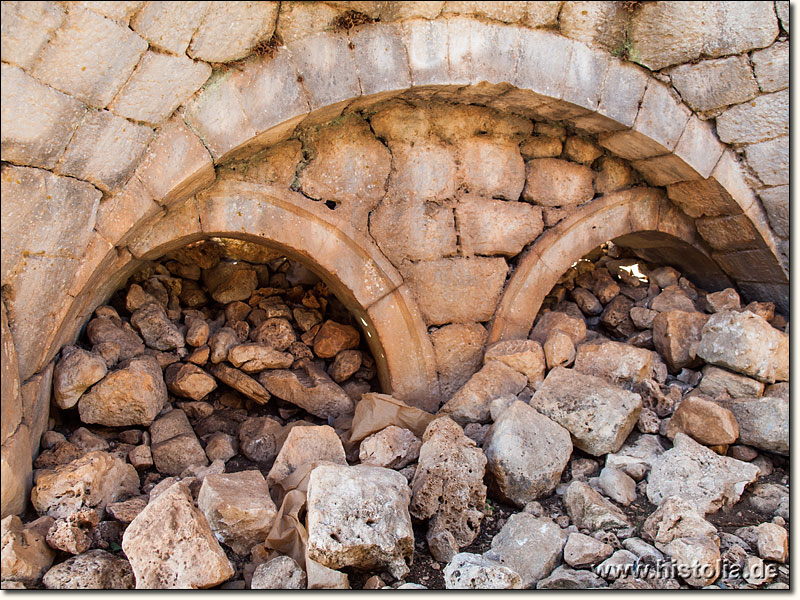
[487,187,733,344]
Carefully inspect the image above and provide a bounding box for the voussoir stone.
[78,355,167,427]
[197,470,278,556]
[306,464,414,579]
[410,417,487,549]
[484,401,572,506]
[647,433,760,515]
[31,451,139,519]
[531,367,642,456]
[696,311,788,383]
[439,361,527,425]
[485,513,567,588]
[122,481,234,589]
[259,361,353,419]
[53,346,108,410]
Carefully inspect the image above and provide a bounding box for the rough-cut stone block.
[267,424,346,483]
[379,1,445,21]
[456,196,542,257]
[629,2,779,70]
[698,365,764,398]
[188,1,279,63]
[599,82,691,160]
[1,1,65,70]
[385,140,458,201]
[667,394,739,445]
[370,197,456,265]
[350,23,410,96]
[652,310,708,373]
[57,110,153,193]
[714,395,788,455]
[744,136,788,186]
[443,1,528,22]
[531,367,642,456]
[669,55,758,112]
[440,360,527,425]
[1,425,31,518]
[307,464,413,579]
[522,158,593,206]
[401,257,508,325]
[696,214,762,251]
[123,482,234,589]
[197,471,277,556]
[135,117,214,207]
[559,1,627,48]
[31,7,147,107]
[485,401,571,506]
[758,185,788,238]
[1,64,85,169]
[110,52,211,125]
[716,89,788,145]
[130,1,208,55]
[288,31,360,109]
[574,341,654,384]
[752,41,788,93]
[459,137,524,200]
[431,323,487,399]
[275,1,339,44]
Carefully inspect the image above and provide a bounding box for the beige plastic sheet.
[263,393,436,587]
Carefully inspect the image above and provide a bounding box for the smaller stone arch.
[487,187,732,344]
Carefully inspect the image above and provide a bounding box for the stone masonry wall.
[0,1,790,517]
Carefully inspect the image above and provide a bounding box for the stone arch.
[487,188,733,344]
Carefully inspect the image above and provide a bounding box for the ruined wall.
[0,1,790,517]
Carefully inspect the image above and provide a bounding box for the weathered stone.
[42,549,134,589]
[647,433,760,515]
[531,367,642,456]
[0,1,65,70]
[443,553,522,590]
[530,311,587,345]
[597,466,637,506]
[130,303,184,352]
[0,515,55,584]
[188,1,278,63]
[544,330,575,369]
[358,426,420,470]
[151,432,208,476]
[34,441,82,470]
[45,508,97,555]
[250,318,296,351]
[31,6,147,106]
[666,395,739,445]
[653,310,708,372]
[430,324,486,398]
[484,401,571,506]
[31,451,139,519]
[755,522,788,563]
[485,513,566,587]
[752,40,788,93]
[696,310,788,383]
[235,417,282,464]
[571,287,603,316]
[202,432,236,463]
[411,417,487,548]
[456,195,542,256]
[250,555,306,590]
[68,428,108,453]
[483,338,546,387]
[123,481,234,589]
[259,362,352,419]
[605,435,664,481]
[714,395,788,455]
[522,158,594,206]
[307,464,413,579]
[52,347,107,410]
[669,56,758,112]
[267,425,346,484]
[401,258,508,325]
[564,532,614,569]
[537,565,608,589]
[313,321,359,359]
[574,341,655,384]
[596,549,638,581]
[370,201,456,265]
[207,363,271,405]
[704,288,741,313]
[209,327,238,363]
[214,270,259,305]
[227,343,293,373]
[326,350,360,383]
[563,481,630,531]
[745,135,788,186]
[439,361,527,425]
[56,109,153,194]
[197,471,277,556]
[79,355,167,427]
[109,51,210,125]
[666,536,720,588]
[628,2,778,71]
[165,363,217,401]
[716,89,788,144]
[184,319,210,349]
[595,157,634,194]
[107,496,147,524]
[130,1,208,54]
